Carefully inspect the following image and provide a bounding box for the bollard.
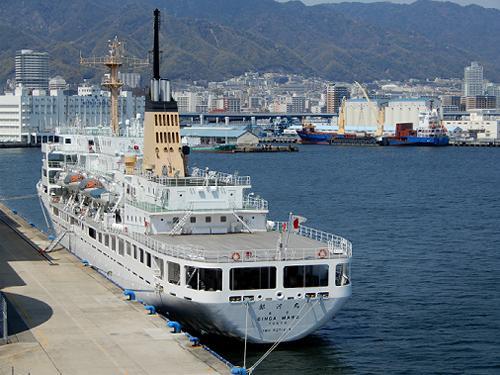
[167,321,181,333]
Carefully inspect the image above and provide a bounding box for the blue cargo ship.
[297,123,338,144]
[379,111,449,147]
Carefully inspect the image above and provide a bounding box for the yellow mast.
[80,37,148,136]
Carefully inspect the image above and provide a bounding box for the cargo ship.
[379,111,449,146]
[296,123,336,144]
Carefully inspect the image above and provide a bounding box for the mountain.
[1,0,499,84]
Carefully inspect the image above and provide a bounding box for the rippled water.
[1,146,499,374]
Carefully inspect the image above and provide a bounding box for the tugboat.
[37,9,352,344]
[379,111,449,146]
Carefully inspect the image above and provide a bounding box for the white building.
[384,99,433,132]
[443,111,500,140]
[345,99,381,132]
[0,86,145,144]
[464,62,484,97]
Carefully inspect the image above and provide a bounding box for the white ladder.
[43,230,70,253]
[169,210,193,236]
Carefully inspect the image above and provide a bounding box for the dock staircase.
[168,210,193,236]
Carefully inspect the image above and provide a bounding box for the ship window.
[154,257,164,279]
[205,216,211,223]
[230,267,276,291]
[156,132,159,143]
[154,114,158,126]
[111,236,116,251]
[168,132,172,143]
[88,227,96,239]
[185,266,222,291]
[104,234,109,247]
[65,138,71,144]
[163,114,166,125]
[146,252,152,268]
[139,248,144,263]
[284,265,329,288]
[190,217,196,223]
[173,217,179,224]
[176,133,180,143]
[133,245,137,259]
[160,132,164,143]
[335,263,350,286]
[167,262,180,284]
[126,241,131,256]
[118,239,124,256]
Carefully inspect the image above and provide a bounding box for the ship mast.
[80,37,148,136]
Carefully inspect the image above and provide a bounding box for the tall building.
[291,95,306,113]
[118,72,141,89]
[15,50,49,91]
[485,84,500,109]
[440,95,462,112]
[326,84,349,113]
[461,96,496,111]
[464,62,484,97]
[223,97,241,113]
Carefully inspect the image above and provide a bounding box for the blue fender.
[81,259,89,266]
[145,305,156,315]
[123,290,136,301]
[231,367,248,375]
[167,321,182,333]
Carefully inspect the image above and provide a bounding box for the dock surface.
[0,203,226,375]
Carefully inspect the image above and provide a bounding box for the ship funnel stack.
[142,9,186,178]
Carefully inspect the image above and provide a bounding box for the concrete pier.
[0,203,227,375]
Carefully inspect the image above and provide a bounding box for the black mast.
[153,8,160,80]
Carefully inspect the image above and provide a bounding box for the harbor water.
[0,146,499,374]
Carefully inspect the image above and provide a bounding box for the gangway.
[43,230,70,253]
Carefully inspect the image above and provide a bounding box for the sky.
[294,0,500,10]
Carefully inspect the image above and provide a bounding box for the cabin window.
[167,262,180,284]
[104,234,109,247]
[146,252,152,268]
[220,216,227,223]
[190,217,196,223]
[185,266,222,291]
[65,138,71,144]
[230,267,276,291]
[118,239,124,256]
[284,265,329,288]
[173,217,179,224]
[88,227,96,239]
[139,248,144,263]
[111,236,116,251]
[126,241,131,256]
[133,245,137,259]
[98,232,102,243]
[154,257,164,279]
[205,216,211,223]
[335,263,350,286]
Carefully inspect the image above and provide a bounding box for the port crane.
[80,37,148,136]
[354,81,385,137]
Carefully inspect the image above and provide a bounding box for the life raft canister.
[318,248,328,259]
[231,252,241,261]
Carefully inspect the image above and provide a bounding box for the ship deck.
[154,231,321,253]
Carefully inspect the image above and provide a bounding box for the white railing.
[190,167,251,186]
[243,195,269,210]
[273,222,352,257]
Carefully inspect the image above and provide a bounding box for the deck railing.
[0,292,7,344]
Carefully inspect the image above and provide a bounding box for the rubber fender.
[81,259,89,266]
[12,210,17,214]
[167,321,181,333]
[145,305,156,315]
[231,367,248,375]
[48,234,55,241]
[189,336,200,346]
[123,290,136,301]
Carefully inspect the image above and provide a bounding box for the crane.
[354,81,385,137]
[80,37,148,136]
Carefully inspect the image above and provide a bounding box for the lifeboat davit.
[64,173,84,184]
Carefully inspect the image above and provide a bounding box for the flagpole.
[284,212,292,252]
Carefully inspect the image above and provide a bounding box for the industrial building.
[443,111,500,140]
[181,126,259,147]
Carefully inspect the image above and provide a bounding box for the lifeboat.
[64,173,84,184]
[78,178,103,190]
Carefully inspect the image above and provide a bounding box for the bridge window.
[118,239,124,256]
[146,252,152,268]
[335,263,350,286]
[284,265,329,288]
[126,241,131,256]
[88,227,96,239]
[167,262,180,284]
[186,266,222,291]
[139,248,144,263]
[104,234,109,247]
[190,217,196,223]
[230,267,276,291]
[221,216,227,222]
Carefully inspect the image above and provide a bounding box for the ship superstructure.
[37,10,352,344]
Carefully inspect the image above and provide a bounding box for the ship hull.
[380,136,449,146]
[297,130,334,144]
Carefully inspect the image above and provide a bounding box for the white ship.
[37,10,352,344]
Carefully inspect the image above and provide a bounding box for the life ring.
[318,248,328,259]
[244,251,253,258]
[231,252,241,261]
